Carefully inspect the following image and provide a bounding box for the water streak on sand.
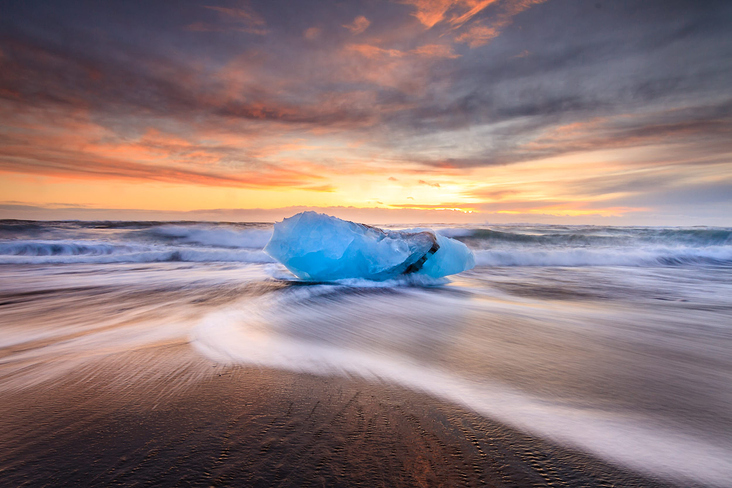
[191,281,732,487]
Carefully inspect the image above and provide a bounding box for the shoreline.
[0,343,685,487]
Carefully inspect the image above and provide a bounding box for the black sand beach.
[3,0,732,482]
[2,221,732,487]
[0,343,681,488]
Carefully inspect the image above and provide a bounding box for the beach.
[3,0,731,483]
[1,339,677,487]
[1,221,731,486]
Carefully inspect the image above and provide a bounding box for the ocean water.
[1,220,731,486]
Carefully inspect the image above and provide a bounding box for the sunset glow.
[1,0,730,224]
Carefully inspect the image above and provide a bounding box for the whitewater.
[1,220,731,267]
[1,219,732,486]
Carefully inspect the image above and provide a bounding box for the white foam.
[0,239,276,264]
[474,246,732,267]
[436,227,474,238]
[192,295,732,487]
[151,225,272,249]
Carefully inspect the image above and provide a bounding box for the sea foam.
[192,285,732,487]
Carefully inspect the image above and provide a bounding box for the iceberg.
[263,212,475,281]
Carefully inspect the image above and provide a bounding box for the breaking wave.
[473,246,732,267]
[454,225,732,267]
[1,220,730,267]
[140,225,272,249]
[0,240,274,265]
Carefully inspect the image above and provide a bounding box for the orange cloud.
[204,5,264,23]
[347,44,405,59]
[343,15,371,35]
[305,184,337,192]
[400,0,498,28]
[399,0,456,28]
[347,43,459,59]
[448,0,500,27]
[204,5,267,33]
[454,24,499,47]
[400,0,547,48]
[339,44,440,90]
[497,205,649,218]
[304,27,321,40]
[470,188,520,200]
[390,202,477,211]
[524,110,732,158]
[453,0,548,47]
[0,107,330,190]
[410,44,461,58]
[186,5,267,34]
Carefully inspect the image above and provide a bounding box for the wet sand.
[0,343,682,488]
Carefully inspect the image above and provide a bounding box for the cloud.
[346,44,405,59]
[304,27,321,40]
[399,0,455,28]
[0,144,324,189]
[0,35,382,132]
[399,0,499,29]
[454,24,499,47]
[418,179,441,188]
[1,0,731,224]
[186,5,268,34]
[447,0,500,28]
[305,184,337,192]
[409,44,461,58]
[469,188,519,200]
[518,103,732,163]
[343,15,371,35]
[0,203,486,224]
[389,202,473,210]
[398,0,544,48]
[204,5,265,24]
[346,43,459,59]
[0,110,331,190]
[452,0,548,47]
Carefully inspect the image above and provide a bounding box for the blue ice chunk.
[263,212,474,281]
[418,233,476,278]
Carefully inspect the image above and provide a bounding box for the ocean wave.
[0,240,275,265]
[2,222,732,268]
[142,225,272,249]
[456,226,732,248]
[474,246,732,267]
[0,240,134,257]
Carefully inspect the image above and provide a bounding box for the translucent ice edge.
[263,212,475,281]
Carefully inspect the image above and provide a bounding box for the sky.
[1,0,731,224]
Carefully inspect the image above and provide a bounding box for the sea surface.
[1,220,731,486]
